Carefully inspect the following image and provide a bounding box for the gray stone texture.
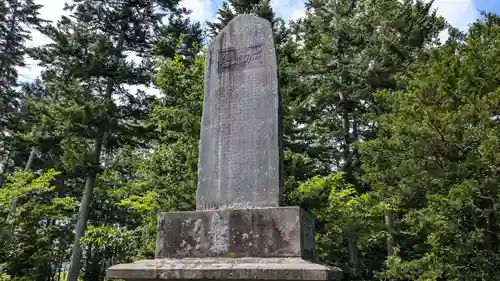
[197,14,283,210]
[155,207,315,260]
[106,257,343,281]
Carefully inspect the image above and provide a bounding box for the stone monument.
[106,14,342,281]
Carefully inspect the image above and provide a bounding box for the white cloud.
[424,0,480,41]
[18,0,68,82]
[428,0,479,31]
[272,0,306,22]
[271,0,480,29]
[20,0,479,82]
[180,0,214,24]
[21,0,214,82]
[37,1,68,28]
[29,0,69,48]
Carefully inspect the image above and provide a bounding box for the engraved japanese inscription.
[196,14,283,210]
[218,44,263,71]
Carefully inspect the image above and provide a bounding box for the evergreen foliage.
[0,1,499,281]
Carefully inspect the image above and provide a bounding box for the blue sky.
[180,0,307,24]
[19,0,500,82]
[476,0,500,15]
[168,0,500,25]
[28,0,500,45]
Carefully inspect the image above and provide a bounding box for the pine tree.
[0,169,76,280]
[294,0,445,190]
[31,1,199,280]
[0,0,45,96]
[287,0,446,278]
[0,0,46,187]
[206,0,277,37]
[360,13,500,280]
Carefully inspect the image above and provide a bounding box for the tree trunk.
[66,135,103,281]
[24,146,36,172]
[55,240,65,281]
[84,244,92,281]
[348,235,358,271]
[385,212,395,257]
[0,149,12,188]
[42,220,55,281]
[341,92,359,271]
[341,92,353,177]
[9,146,37,215]
[66,29,126,281]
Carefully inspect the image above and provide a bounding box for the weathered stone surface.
[106,257,343,281]
[155,207,315,260]
[197,14,283,210]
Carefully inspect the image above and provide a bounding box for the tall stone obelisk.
[106,14,342,281]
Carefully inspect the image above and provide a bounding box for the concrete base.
[106,257,342,281]
[106,207,342,281]
[155,207,316,260]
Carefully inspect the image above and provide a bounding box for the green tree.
[31,1,198,280]
[0,76,87,280]
[360,13,500,281]
[285,0,445,279]
[75,48,206,279]
[206,0,276,37]
[0,169,76,280]
[295,172,392,278]
[146,50,205,213]
[292,0,445,190]
[0,0,46,187]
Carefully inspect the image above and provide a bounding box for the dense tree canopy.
[1,0,499,281]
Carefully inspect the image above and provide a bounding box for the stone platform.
[155,207,315,260]
[106,207,342,281]
[106,257,342,281]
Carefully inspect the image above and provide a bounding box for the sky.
[18,0,500,82]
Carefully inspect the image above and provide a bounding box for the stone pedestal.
[106,257,341,281]
[106,207,342,281]
[155,207,314,259]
